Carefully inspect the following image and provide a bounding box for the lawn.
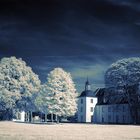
[0,121,140,140]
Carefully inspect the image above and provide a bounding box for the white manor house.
[15,79,140,124]
[78,80,140,124]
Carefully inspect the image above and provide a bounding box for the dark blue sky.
[0,0,140,92]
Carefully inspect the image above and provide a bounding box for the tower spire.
[87,76,89,83]
[85,77,91,91]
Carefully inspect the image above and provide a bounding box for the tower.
[78,79,97,123]
[85,78,91,91]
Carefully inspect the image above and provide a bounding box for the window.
[123,115,125,123]
[91,107,93,112]
[102,117,104,123]
[80,107,83,112]
[123,106,125,112]
[91,99,93,103]
[108,107,111,112]
[116,115,119,123]
[81,99,83,104]
[81,115,83,122]
[108,115,111,121]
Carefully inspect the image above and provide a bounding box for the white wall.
[94,104,133,124]
[20,111,25,122]
[78,97,86,122]
[78,97,97,123]
[86,97,97,122]
[13,111,25,122]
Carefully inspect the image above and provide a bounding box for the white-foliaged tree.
[35,85,48,113]
[105,58,140,123]
[105,57,140,88]
[37,68,77,118]
[0,56,41,119]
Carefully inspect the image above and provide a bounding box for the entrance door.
[116,115,119,123]
[102,117,104,123]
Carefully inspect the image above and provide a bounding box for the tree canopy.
[35,68,77,118]
[0,57,41,119]
[105,57,140,88]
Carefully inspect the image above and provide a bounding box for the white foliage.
[105,57,140,88]
[0,56,41,111]
[0,88,20,110]
[36,68,78,117]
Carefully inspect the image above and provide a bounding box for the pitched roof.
[95,88,106,96]
[78,90,96,98]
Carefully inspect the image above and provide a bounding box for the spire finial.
[85,77,90,91]
[87,76,89,82]
[86,77,89,85]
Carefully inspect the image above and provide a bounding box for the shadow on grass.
[11,121,140,126]
[13,121,63,125]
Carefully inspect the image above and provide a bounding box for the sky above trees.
[0,0,140,91]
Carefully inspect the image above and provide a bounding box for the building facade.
[94,104,132,124]
[78,82,140,124]
[94,86,140,124]
[78,80,97,123]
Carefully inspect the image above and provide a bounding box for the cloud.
[71,65,106,78]
[105,0,140,12]
[33,56,109,91]
[0,0,140,92]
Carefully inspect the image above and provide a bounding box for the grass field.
[0,121,140,140]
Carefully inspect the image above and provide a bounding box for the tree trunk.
[31,111,32,122]
[51,113,53,122]
[45,113,48,122]
[55,114,58,123]
[25,112,27,122]
[41,113,43,122]
[57,115,60,123]
[28,111,31,122]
